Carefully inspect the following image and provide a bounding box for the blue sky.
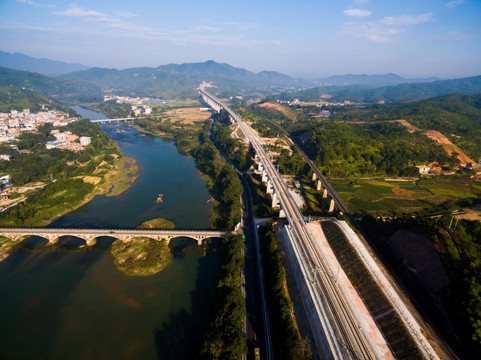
[0,0,480,78]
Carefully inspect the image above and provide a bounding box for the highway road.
[200,88,379,360]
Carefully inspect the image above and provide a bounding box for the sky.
[0,0,480,78]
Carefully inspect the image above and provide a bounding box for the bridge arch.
[0,229,228,248]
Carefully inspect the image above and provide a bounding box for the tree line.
[259,222,312,360]
[200,233,247,359]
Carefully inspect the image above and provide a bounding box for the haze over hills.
[0,51,89,76]
[276,75,481,103]
[0,51,447,95]
[313,73,440,88]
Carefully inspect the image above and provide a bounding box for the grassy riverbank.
[136,218,175,230]
[111,237,172,276]
[0,117,139,228]
[0,154,138,227]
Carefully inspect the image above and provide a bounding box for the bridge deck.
[0,228,228,244]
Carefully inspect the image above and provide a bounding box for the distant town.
[0,107,91,155]
[104,95,177,116]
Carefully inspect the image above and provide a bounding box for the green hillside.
[0,86,75,114]
[331,94,481,159]
[0,67,101,101]
[60,60,303,98]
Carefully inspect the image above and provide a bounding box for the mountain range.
[0,51,89,76]
[0,51,479,103]
[58,60,303,97]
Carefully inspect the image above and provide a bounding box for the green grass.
[136,218,175,230]
[364,181,394,193]
[426,188,477,199]
[353,188,384,201]
[332,182,356,192]
[111,237,172,276]
[325,177,480,215]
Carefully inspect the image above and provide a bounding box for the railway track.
[201,87,380,359]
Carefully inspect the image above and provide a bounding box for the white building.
[45,140,60,149]
[80,137,91,146]
[416,165,431,175]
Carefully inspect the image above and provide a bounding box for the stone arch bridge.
[0,228,228,246]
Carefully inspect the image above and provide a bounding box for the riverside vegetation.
[0,118,138,227]
[0,90,139,261]
[200,234,247,359]
[109,218,175,276]
[259,222,312,360]
[111,237,172,276]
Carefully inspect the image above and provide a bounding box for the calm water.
[0,107,218,360]
[52,105,211,229]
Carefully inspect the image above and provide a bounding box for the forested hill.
[0,86,74,115]
[276,75,481,103]
[59,60,305,97]
[0,67,101,101]
[331,93,481,160]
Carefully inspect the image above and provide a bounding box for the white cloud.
[193,26,222,32]
[440,30,471,41]
[54,7,106,17]
[16,0,55,8]
[341,13,435,43]
[53,6,155,34]
[224,21,259,30]
[379,13,435,26]
[445,0,465,8]
[344,9,372,17]
[114,10,138,18]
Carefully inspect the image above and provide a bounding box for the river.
[0,107,219,360]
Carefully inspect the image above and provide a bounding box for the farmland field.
[330,177,481,215]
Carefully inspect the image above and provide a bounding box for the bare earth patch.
[82,176,102,185]
[456,212,481,222]
[164,107,211,124]
[394,120,476,165]
[392,186,415,197]
[423,129,476,165]
[259,102,298,121]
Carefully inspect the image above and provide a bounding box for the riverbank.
[0,151,138,227]
[132,123,174,138]
[136,218,175,230]
[0,152,138,260]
